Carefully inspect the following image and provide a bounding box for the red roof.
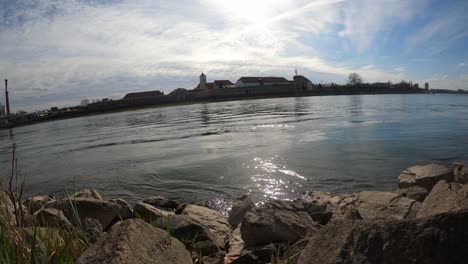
[123,91,164,99]
[237,77,290,83]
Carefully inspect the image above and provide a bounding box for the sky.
[0,0,467,111]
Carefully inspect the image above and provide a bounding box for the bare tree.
[346,72,363,86]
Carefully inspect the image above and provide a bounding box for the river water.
[0,94,467,209]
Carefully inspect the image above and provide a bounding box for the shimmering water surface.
[1,94,467,207]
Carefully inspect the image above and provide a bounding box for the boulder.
[397,186,429,202]
[180,204,230,250]
[398,164,452,190]
[0,191,16,226]
[228,195,255,227]
[227,225,245,257]
[109,198,133,220]
[232,244,278,264]
[34,208,73,229]
[200,251,225,264]
[44,198,121,230]
[160,214,222,255]
[23,195,55,214]
[417,180,468,218]
[452,162,468,184]
[133,202,173,223]
[70,189,102,200]
[240,200,320,247]
[76,219,192,264]
[82,218,103,244]
[297,209,468,264]
[143,195,180,211]
[356,191,421,220]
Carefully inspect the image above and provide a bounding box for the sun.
[210,0,288,24]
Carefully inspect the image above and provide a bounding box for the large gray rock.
[227,225,244,257]
[143,195,180,211]
[297,209,468,264]
[70,189,103,200]
[82,218,103,244]
[228,195,255,227]
[77,219,192,264]
[180,204,230,250]
[44,198,121,230]
[23,195,55,214]
[356,191,421,220]
[240,200,320,247]
[417,180,468,218]
[133,202,173,223]
[452,162,468,184]
[109,198,133,220]
[398,164,452,190]
[0,191,16,226]
[397,186,429,202]
[34,207,73,229]
[303,192,359,221]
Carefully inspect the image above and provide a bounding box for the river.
[1,94,467,211]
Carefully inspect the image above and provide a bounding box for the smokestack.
[5,79,10,116]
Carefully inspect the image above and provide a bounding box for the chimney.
[5,79,10,116]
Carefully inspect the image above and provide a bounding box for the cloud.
[459,63,466,67]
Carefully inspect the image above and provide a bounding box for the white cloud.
[459,63,466,67]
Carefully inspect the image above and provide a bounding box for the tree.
[346,72,363,86]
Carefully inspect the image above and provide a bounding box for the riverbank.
[1,87,429,130]
[1,162,467,263]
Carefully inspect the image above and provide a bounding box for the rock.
[160,214,221,256]
[356,191,421,220]
[76,219,192,264]
[397,186,429,202]
[82,218,103,244]
[45,198,121,230]
[241,200,320,247]
[180,204,230,250]
[109,198,133,220]
[0,191,16,226]
[227,225,244,257]
[297,209,468,264]
[232,244,278,264]
[398,164,452,190]
[417,180,468,218]
[228,195,255,228]
[23,195,55,214]
[143,195,180,211]
[34,208,73,229]
[452,162,468,184]
[133,202,174,223]
[200,251,226,264]
[70,189,103,200]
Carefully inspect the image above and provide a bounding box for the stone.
[76,219,192,264]
[109,198,133,220]
[452,162,468,184]
[397,186,429,202]
[398,164,452,190]
[356,191,421,220]
[232,244,278,264]
[23,195,55,214]
[82,218,103,244]
[180,204,230,250]
[0,191,16,226]
[227,225,245,257]
[160,214,221,256]
[240,200,320,247]
[34,207,73,229]
[297,209,468,264]
[70,189,103,200]
[142,195,180,211]
[417,180,468,218]
[200,251,226,264]
[228,195,255,228]
[133,202,174,223]
[44,198,121,230]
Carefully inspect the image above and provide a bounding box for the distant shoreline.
[0,88,435,130]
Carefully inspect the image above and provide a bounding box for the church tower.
[200,73,207,89]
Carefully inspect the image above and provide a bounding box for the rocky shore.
[1,162,468,263]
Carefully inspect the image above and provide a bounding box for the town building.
[195,73,234,90]
[0,102,5,116]
[123,91,164,99]
[235,77,290,87]
[425,83,429,90]
[214,80,234,89]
